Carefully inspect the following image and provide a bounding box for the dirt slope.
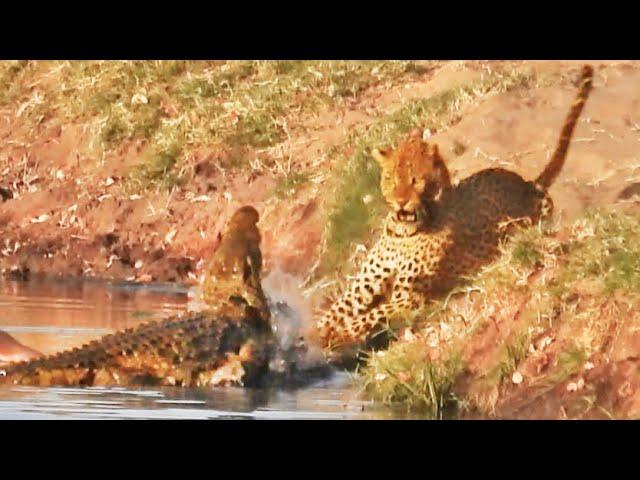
[2,61,639,288]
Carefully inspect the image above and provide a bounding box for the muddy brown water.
[0,277,401,419]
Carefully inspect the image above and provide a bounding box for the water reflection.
[0,373,388,419]
[0,276,187,355]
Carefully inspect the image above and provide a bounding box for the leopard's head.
[373,136,450,227]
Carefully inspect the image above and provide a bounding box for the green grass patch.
[547,344,588,385]
[551,210,640,295]
[273,172,310,199]
[484,331,531,387]
[226,112,286,148]
[511,239,543,268]
[363,343,465,418]
[0,60,30,105]
[127,143,185,192]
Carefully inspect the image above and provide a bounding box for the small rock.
[511,371,523,385]
[134,260,143,269]
[106,254,119,269]
[164,229,177,245]
[537,336,553,351]
[131,93,148,105]
[31,214,50,224]
[567,378,585,392]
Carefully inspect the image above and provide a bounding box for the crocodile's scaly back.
[0,308,272,387]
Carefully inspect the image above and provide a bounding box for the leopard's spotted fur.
[317,65,594,350]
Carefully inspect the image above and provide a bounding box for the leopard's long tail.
[534,65,594,190]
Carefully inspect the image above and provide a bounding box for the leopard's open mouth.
[396,210,417,223]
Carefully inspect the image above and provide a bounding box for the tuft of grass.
[273,172,310,199]
[127,143,185,192]
[485,331,531,387]
[176,78,219,106]
[551,210,640,295]
[0,60,30,105]
[363,342,465,418]
[323,150,387,274]
[511,239,542,268]
[547,344,588,385]
[226,112,286,148]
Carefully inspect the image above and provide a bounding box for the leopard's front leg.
[317,238,429,349]
[349,280,424,345]
[317,241,397,348]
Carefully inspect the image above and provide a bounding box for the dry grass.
[0,60,422,192]
[361,209,640,418]
[364,342,465,419]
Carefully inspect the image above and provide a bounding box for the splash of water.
[262,269,325,372]
[186,269,326,373]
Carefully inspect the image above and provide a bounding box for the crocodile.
[0,206,279,388]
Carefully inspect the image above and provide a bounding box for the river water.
[0,277,397,420]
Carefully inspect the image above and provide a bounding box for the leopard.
[317,64,594,351]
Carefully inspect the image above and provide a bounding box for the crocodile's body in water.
[0,206,299,388]
[0,308,273,387]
